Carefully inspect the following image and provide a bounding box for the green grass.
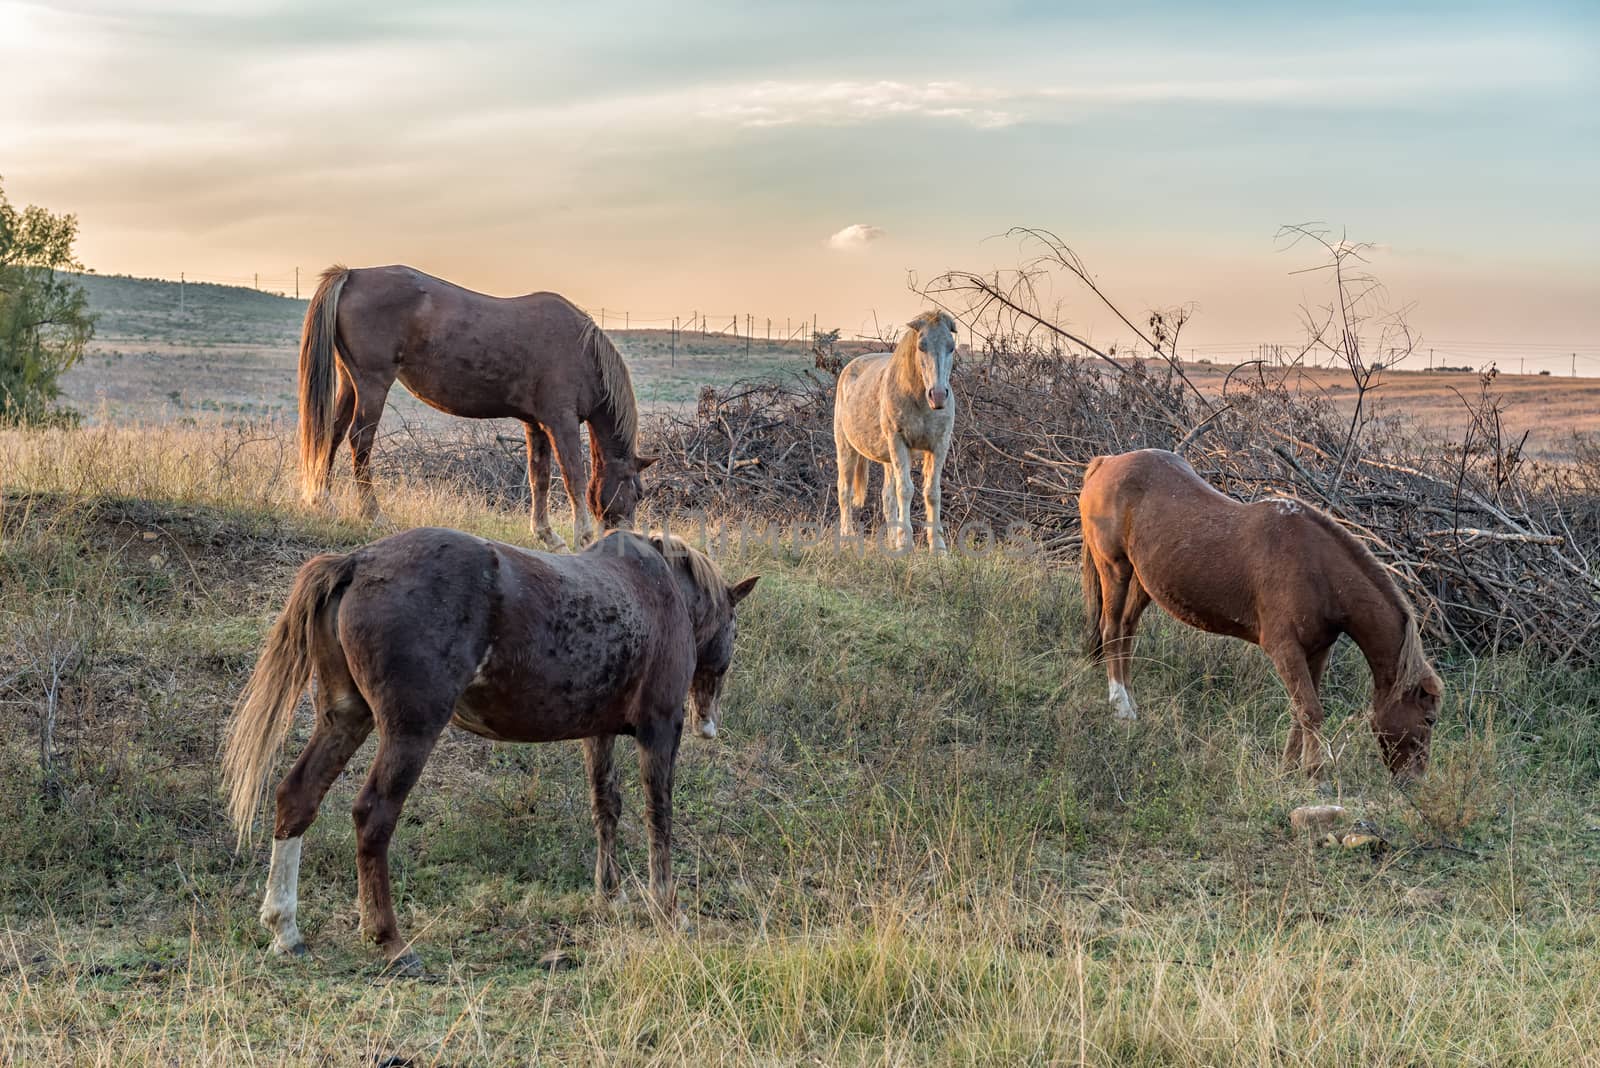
[2,422,1599,1065]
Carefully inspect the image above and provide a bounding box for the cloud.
[696,81,1018,129]
[828,224,887,251]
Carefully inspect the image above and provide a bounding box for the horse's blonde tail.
[1081,539,1105,660]
[297,266,351,503]
[1080,455,1108,659]
[221,552,353,848]
[848,453,869,507]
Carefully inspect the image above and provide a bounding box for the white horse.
[833,311,957,551]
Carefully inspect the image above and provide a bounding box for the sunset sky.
[3,0,1597,371]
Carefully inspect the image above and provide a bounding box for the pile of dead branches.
[645,350,1598,664]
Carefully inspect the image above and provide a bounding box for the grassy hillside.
[2,422,1599,1064]
[72,272,307,348]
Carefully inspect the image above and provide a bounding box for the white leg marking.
[1109,680,1138,721]
[259,836,305,954]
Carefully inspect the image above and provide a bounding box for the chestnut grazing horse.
[834,311,958,551]
[222,527,758,973]
[1079,449,1440,781]
[297,265,656,547]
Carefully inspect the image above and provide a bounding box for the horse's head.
[906,311,957,410]
[1373,671,1441,782]
[590,451,658,529]
[649,532,759,740]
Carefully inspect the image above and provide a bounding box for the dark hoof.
[381,951,425,978]
[286,941,310,958]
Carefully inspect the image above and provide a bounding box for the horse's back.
[335,266,594,419]
[1079,450,1346,643]
[457,531,693,741]
[332,527,501,702]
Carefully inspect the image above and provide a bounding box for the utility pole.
[600,308,606,330]
[1574,353,1578,378]
[671,317,677,368]
[1428,347,1433,370]
[295,267,300,300]
[179,272,185,315]
[254,272,258,290]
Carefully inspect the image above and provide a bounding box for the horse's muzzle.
[927,387,948,409]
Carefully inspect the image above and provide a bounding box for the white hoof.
[1109,681,1138,721]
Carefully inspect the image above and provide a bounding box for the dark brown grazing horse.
[297,265,656,546]
[1079,449,1440,781]
[222,527,757,973]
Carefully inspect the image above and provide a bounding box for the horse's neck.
[1339,578,1407,693]
[586,401,632,462]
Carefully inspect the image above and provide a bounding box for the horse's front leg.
[525,422,566,549]
[921,447,948,553]
[888,439,915,551]
[352,728,443,974]
[583,734,621,899]
[547,416,598,547]
[1268,641,1328,780]
[635,715,683,917]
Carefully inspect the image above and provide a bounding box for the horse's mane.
[650,531,728,611]
[580,318,639,452]
[1292,500,1435,694]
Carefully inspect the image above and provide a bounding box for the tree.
[0,178,94,423]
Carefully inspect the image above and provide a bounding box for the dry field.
[2,420,1599,1065]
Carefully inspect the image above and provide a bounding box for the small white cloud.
[828,223,886,251]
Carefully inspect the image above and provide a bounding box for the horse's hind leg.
[261,699,373,955]
[634,715,684,917]
[584,735,622,899]
[347,372,394,520]
[350,726,445,973]
[525,421,566,549]
[1097,557,1143,720]
[261,643,374,956]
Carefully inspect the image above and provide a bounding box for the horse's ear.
[941,312,957,334]
[1421,674,1442,697]
[637,454,659,471]
[649,532,666,553]
[906,317,923,331]
[727,575,760,606]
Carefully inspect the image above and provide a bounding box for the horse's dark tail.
[1080,455,1107,660]
[221,551,354,847]
[297,266,351,503]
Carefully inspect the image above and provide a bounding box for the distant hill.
[72,272,306,348]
